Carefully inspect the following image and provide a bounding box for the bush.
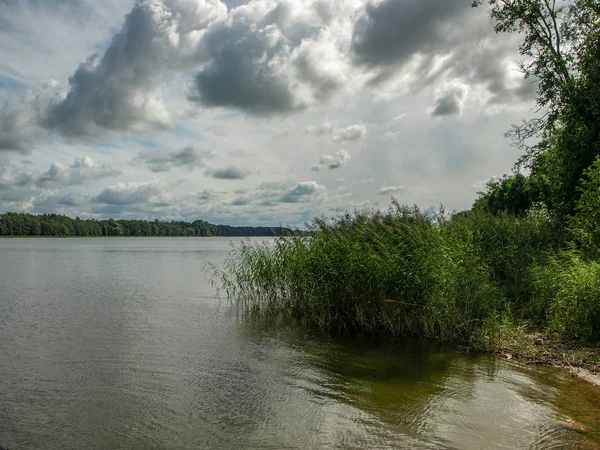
[570,156,600,257]
[448,205,562,303]
[528,251,600,343]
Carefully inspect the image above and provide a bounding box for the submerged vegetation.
[214,0,600,352]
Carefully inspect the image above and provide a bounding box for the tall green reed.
[212,201,596,344]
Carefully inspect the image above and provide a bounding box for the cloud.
[0,156,120,214]
[431,87,467,117]
[334,124,367,142]
[0,0,534,156]
[42,0,228,137]
[206,165,251,180]
[352,0,465,68]
[33,191,84,210]
[351,0,535,106]
[312,149,351,171]
[36,156,120,186]
[0,156,119,191]
[189,0,352,114]
[280,180,324,203]
[471,175,499,190]
[0,164,34,190]
[306,122,368,142]
[93,179,167,205]
[198,189,214,201]
[305,122,335,135]
[190,5,298,114]
[379,185,404,195]
[136,145,214,172]
[230,196,251,206]
[0,0,544,226]
[0,86,52,153]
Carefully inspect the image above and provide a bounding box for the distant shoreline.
[0,235,276,238]
[0,212,305,238]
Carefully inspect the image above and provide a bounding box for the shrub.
[528,251,600,343]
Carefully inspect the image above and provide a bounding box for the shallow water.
[0,237,599,449]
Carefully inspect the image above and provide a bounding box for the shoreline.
[490,332,600,386]
[0,235,275,239]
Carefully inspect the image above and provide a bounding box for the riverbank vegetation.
[0,212,298,237]
[213,0,600,354]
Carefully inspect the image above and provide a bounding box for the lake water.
[1,237,599,449]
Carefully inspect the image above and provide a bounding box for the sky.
[0,0,538,227]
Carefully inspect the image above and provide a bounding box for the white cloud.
[0,0,540,226]
[312,149,351,170]
[37,156,120,186]
[93,179,169,205]
[334,124,367,142]
[471,175,500,191]
[379,185,404,195]
[280,181,325,203]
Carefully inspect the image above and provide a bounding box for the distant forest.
[0,212,300,237]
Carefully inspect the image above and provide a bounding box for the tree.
[570,156,600,253]
[473,173,535,216]
[473,0,600,220]
[473,0,599,159]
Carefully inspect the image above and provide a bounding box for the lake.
[1,237,599,449]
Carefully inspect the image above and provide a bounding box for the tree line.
[0,212,299,237]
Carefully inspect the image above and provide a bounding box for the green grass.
[212,201,598,347]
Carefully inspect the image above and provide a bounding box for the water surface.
[1,238,599,449]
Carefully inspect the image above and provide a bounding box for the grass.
[211,201,600,351]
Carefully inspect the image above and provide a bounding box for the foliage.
[449,204,561,301]
[569,156,600,254]
[475,0,572,124]
[472,174,536,216]
[0,212,299,237]
[528,250,600,343]
[472,0,600,222]
[213,204,568,342]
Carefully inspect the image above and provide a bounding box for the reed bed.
[212,202,599,345]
